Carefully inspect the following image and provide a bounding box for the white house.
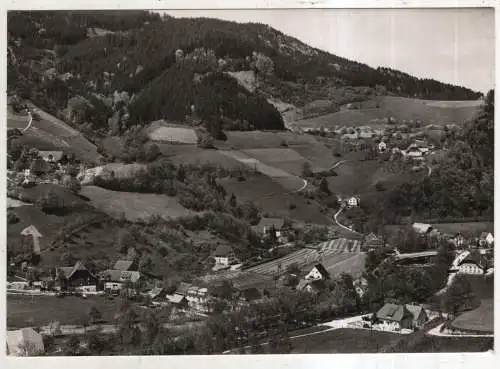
[479,232,494,247]
[378,141,387,153]
[213,245,237,267]
[347,196,360,207]
[101,270,141,292]
[457,252,489,275]
[20,225,43,254]
[304,263,330,281]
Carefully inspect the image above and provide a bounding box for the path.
[333,204,361,235]
[22,112,33,133]
[329,160,348,171]
[426,164,432,177]
[293,178,308,193]
[426,323,493,338]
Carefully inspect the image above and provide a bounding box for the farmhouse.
[6,328,45,357]
[353,277,368,298]
[364,232,384,250]
[39,151,64,163]
[252,217,287,242]
[376,303,428,330]
[347,196,360,207]
[296,279,325,294]
[56,261,97,290]
[213,245,238,267]
[175,282,212,312]
[304,263,330,281]
[457,251,489,275]
[378,141,387,153]
[166,293,189,309]
[478,232,494,247]
[449,232,466,248]
[100,270,142,293]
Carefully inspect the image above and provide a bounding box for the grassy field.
[7,102,101,164]
[15,183,87,206]
[169,149,249,170]
[147,120,198,144]
[451,299,494,333]
[224,130,319,150]
[294,95,482,129]
[81,186,194,221]
[7,295,120,328]
[219,176,331,225]
[289,328,401,353]
[242,148,324,176]
[326,159,381,196]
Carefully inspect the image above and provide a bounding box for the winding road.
[22,112,33,133]
[333,204,361,235]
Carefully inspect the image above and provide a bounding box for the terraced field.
[242,148,324,176]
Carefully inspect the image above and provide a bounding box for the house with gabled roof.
[56,261,97,290]
[478,232,494,247]
[213,244,238,267]
[304,263,330,281]
[100,269,142,292]
[251,217,288,242]
[296,279,326,294]
[39,151,64,163]
[457,251,490,275]
[376,303,428,330]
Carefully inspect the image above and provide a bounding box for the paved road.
[293,179,308,193]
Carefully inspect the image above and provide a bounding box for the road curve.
[333,205,361,235]
[22,112,33,133]
[329,160,348,171]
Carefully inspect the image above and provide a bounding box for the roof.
[239,288,262,302]
[480,232,493,239]
[376,303,412,322]
[252,217,285,233]
[101,270,141,283]
[149,287,165,299]
[57,261,96,280]
[176,282,192,295]
[405,304,426,321]
[113,260,135,271]
[6,328,44,356]
[166,293,186,304]
[39,151,64,162]
[20,225,43,238]
[458,251,489,269]
[412,223,433,234]
[213,244,234,257]
[308,263,330,279]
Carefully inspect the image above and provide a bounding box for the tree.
[62,174,81,193]
[88,306,102,325]
[319,177,330,194]
[116,229,134,254]
[141,309,159,345]
[63,335,81,356]
[301,162,313,177]
[138,253,152,273]
[36,189,66,214]
[441,275,474,316]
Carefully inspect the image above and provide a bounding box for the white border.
[1,1,498,369]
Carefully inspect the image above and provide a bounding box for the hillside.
[7,11,482,151]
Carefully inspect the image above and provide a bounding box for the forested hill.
[8,11,482,136]
[381,90,494,224]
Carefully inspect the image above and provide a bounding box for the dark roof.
[100,270,141,283]
[113,260,135,271]
[57,261,96,280]
[213,244,234,257]
[311,263,330,279]
[376,303,412,322]
[458,251,489,269]
[239,288,262,302]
